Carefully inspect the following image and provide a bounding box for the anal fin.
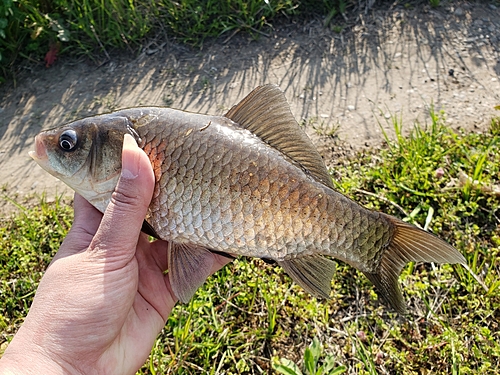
[278,255,336,299]
[168,242,215,303]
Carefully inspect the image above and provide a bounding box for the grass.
[429,0,441,8]
[0,0,343,81]
[1,111,500,374]
[0,195,73,336]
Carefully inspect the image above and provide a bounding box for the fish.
[30,84,466,313]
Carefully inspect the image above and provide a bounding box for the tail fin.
[364,215,466,314]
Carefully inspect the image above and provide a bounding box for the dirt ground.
[1,1,499,212]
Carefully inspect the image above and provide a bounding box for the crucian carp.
[30,84,466,313]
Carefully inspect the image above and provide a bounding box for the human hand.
[0,134,231,375]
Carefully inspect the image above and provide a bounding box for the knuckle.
[111,183,142,210]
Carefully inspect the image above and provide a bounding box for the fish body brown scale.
[135,109,392,272]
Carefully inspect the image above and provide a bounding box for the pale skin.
[0,135,230,375]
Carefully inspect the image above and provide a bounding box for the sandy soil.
[1,1,499,212]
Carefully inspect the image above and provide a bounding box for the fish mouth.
[29,135,48,161]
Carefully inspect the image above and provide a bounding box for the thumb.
[89,134,155,261]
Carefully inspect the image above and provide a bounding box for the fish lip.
[29,135,47,161]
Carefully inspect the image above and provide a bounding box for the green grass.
[0,195,73,336]
[1,0,343,81]
[429,0,440,8]
[1,112,500,374]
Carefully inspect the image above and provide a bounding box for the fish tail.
[364,214,466,313]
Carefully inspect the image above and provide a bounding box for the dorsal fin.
[225,84,334,189]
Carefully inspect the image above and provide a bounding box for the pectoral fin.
[278,256,336,299]
[168,242,215,303]
[141,220,161,239]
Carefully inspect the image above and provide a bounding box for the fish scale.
[140,109,388,266]
[31,84,466,313]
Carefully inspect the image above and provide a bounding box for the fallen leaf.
[44,43,60,68]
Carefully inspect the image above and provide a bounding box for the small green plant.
[305,116,339,138]
[273,337,347,375]
[332,24,343,33]
[429,0,440,8]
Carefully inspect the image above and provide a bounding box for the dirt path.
[1,1,499,211]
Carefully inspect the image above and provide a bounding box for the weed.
[0,195,72,335]
[1,0,357,80]
[273,337,347,374]
[332,25,344,34]
[304,117,339,138]
[429,0,440,8]
[162,95,174,107]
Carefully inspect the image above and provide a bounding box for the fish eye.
[59,129,78,152]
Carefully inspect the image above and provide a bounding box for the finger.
[210,253,234,274]
[89,134,155,262]
[135,238,177,320]
[52,194,103,261]
[148,239,170,271]
[134,242,233,326]
[72,193,102,235]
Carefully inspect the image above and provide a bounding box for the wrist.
[0,328,81,375]
[0,352,75,375]
[0,354,66,375]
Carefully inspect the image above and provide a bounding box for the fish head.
[30,113,136,213]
